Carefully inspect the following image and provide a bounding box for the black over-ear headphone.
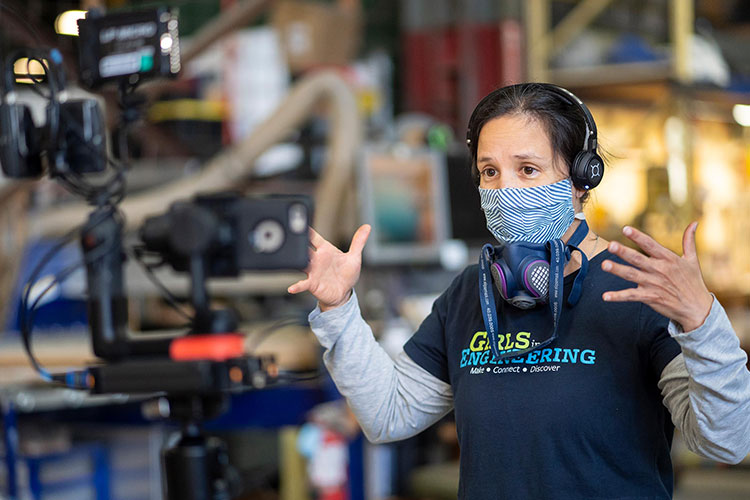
[466,83,604,191]
[0,48,106,180]
[545,84,604,190]
[0,50,49,178]
[0,48,68,178]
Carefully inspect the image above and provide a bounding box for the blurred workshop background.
[1,0,750,499]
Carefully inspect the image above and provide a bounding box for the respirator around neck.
[478,219,590,362]
[488,217,588,309]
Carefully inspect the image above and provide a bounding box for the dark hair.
[466,82,601,203]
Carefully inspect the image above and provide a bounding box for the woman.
[287,83,750,499]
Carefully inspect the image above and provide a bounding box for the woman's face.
[476,113,577,192]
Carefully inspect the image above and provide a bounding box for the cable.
[53,108,127,206]
[126,245,194,322]
[18,206,118,377]
[275,369,323,382]
[19,225,84,325]
[4,44,138,389]
[55,102,129,204]
[20,262,83,381]
[244,317,307,355]
[33,57,60,144]
[19,206,122,383]
[244,315,323,383]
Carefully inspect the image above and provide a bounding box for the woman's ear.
[573,186,587,211]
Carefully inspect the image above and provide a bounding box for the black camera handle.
[82,206,172,359]
[189,254,240,335]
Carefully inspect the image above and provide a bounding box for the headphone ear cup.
[572,150,604,190]
[0,103,42,178]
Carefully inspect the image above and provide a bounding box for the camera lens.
[251,220,285,254]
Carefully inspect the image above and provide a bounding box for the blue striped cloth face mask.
[478,178,578,244]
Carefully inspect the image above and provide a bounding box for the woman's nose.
[495,173,521,190]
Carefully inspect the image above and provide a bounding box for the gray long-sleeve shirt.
[309,291,750,464]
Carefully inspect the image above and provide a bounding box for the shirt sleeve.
[639,302,682,378]
[308,290,454,443]
[658,296,750,464]
[402,283,454,384]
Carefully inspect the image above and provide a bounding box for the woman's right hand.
[287,224,371,311]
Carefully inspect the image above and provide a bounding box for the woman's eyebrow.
[513,152,544,160]
[478,152,546,163]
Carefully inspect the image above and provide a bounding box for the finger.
[606,241,654,272]
[287,279,310,295]
[348,224,371,255]
[602,287,651,303]
[601,259,656,286]
[682,221,698,260]
[309,227,326,250]
[622,226,674,260]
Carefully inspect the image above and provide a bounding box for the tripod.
[158,394,239,500]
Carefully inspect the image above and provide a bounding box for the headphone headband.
[543,85,597,152]
[465,84,596,150]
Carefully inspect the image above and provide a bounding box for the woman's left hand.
[600,222,713,332]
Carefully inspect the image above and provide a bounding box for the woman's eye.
[522,166,536,176]
[482,167,497,178]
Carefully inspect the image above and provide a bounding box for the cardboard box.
[272,0,362,72]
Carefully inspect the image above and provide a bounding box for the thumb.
[682,221,698,260]
[287,278,310,295]
[348,224,372,256]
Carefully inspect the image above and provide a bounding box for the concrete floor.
[674,468,750,500]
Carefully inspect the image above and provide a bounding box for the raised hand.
[287,224,371,311]
[600,222,713,332]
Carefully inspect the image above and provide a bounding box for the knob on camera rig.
[2,8,313,500]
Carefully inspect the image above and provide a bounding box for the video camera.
[1,7,312,500]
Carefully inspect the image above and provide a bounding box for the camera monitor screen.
[77,8,180,88]
[358,146,451,265]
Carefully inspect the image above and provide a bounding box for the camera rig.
[1,8,313,500]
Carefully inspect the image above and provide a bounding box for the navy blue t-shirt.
[404,250,681,499]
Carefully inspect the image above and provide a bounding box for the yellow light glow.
[733,104,750,127]
[55,10,87,36]
[12,58,47,84]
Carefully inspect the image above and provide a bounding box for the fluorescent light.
[55,10,87,36]
[733,104,750,127]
